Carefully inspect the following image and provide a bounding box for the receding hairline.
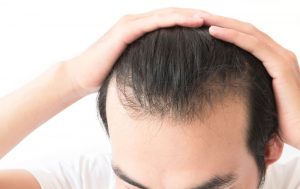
[106,74,250,126]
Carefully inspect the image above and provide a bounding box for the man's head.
[97,26,283,188]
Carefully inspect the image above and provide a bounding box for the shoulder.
[24,153,116,189]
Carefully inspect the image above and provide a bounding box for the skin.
[0,7,299,189]
[107,78,260,189]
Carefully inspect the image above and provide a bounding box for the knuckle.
[113,20,125,30]
[166,7,178,13]
[153,11,163,19]
[281,51,299,72]
[246,23,257,32]
[111,21,128,37]
[288,52,299,69]
[282,65,294,77]
[250,37,262,48]
[115,14,134,28]
[288,51,298,61]
[171,12,184,19]
[120,14,133,21]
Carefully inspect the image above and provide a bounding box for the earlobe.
[264,134,284,167]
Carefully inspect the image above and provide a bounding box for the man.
[0,7,299,189]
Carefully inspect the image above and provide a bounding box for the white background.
[0,0,299,168]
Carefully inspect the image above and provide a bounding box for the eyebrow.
[111,163,237,189]
[112,164,148,189]
[191,174,237,189]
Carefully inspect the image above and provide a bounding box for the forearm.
[0,61,84,158]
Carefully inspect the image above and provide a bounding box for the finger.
[129,7,212,21]
[203,14,271,41]
[202,14,286,54]
[209,26,289,79]
[88,8,205,59]
[119,12,205,45]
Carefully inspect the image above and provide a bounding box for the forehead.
[106,78,253,187]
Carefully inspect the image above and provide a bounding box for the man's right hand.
[0,7,208,158]
[64,7,208,96]
[0,7,210,189]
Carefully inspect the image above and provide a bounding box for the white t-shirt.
[25,154,300,189]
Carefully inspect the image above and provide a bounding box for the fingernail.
[209,26,218,34]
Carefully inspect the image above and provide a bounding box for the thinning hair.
[97,26,278,186]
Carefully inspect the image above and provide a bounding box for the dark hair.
[97,26,278,186]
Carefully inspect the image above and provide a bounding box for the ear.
[264,134,284,167]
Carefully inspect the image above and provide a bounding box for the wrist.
[58,60,91,98]
[52,60,88,99]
